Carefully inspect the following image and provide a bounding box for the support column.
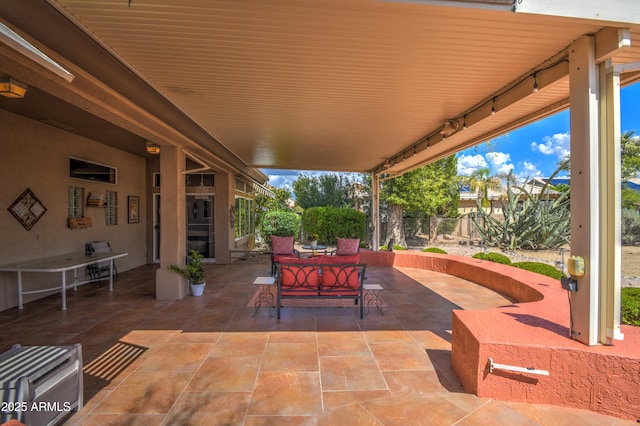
[599,59,624,344]
[155,145,189,300]
[371,172,380,251]
[569,29,628,345]
[568,35,600,345]
[215,171,231,264]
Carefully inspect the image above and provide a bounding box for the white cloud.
[515,161,542,181]
[457,154,487,176]
[486,151,510,167]
[496,163,514,175]
[531,132,570,159]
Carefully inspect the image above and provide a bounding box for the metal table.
[300,244,328,256]
[0,252,128,310]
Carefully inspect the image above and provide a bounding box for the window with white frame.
[68,186,84,218]
[234,179,254,239]
[105,190,117,225]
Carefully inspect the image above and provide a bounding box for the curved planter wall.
[359,250,640,421]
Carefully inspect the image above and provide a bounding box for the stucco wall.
[0,110,148,311]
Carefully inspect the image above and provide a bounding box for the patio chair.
[86,240,119,281]
[270,235,300,276]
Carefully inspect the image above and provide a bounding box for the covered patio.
[0,260,630,425]
[1,1,640,423]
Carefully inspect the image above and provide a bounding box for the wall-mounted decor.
[68,217,92,229]
[7,188,47,231]
[128,196,139,223]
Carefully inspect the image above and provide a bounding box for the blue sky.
[265,82,640,191]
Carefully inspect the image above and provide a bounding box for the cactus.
[470,167,570,250]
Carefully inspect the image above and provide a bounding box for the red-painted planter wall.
[359,250,640,421]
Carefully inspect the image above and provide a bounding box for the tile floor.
[0,261,634,425]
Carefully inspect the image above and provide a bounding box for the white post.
[599,59,624,343]
[568,35,600,345]
[569,29,629,345]
[371,172,381,251]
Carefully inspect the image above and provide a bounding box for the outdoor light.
[145,141,160,155]
[491,98,496,115]
[463,115,467,130]
[533,73,539,93]
[0,78,27,98]
[440,120,459,137]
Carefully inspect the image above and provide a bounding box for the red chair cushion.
[336,238,360,255]
[271,235,295,255]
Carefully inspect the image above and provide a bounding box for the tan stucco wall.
[0,110,148,311]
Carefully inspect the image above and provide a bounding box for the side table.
[253,276,275,317]
[363,283,385,315]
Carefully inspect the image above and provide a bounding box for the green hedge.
[511,261,563,280]
[472,252,512,265]
[261,210,301,247]
[422,247,447,254]
[622,287,640,326]
[301,207,366,244]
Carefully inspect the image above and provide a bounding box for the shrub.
[622,208,640,246]
[622,287,640,326]
[511,261,563,280]
[301,207,366,244]
[379,245,407,251]
[261,210,301,247]
[472,252,512,265]
[423,247,447,254]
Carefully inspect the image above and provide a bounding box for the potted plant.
[168,249,206,296]
[309,233,319,249]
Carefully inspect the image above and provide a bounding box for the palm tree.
[463,168,511,213]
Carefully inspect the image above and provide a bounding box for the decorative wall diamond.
[7,188,47,231]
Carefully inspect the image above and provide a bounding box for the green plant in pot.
[168,249,206,296]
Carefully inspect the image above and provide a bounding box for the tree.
[255,187,292,242]
[293,173,356,208]
[622,130,640,180]
[462,167,515,211]
[380,156,459,247]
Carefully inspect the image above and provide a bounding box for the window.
[68,186,84,218]
[105,191,117,225]
[186,173,214,187]
[69,157,116,184]
[234,196,254,239]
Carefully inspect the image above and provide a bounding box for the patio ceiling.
[2,1,640,177]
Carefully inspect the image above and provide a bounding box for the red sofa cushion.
[280,260,320,296]
[320,265,360,296]
[319,254,360,264]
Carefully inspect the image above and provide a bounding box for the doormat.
[247,287,387,308]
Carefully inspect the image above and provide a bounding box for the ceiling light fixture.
[0,78,27,98]
[491,98,496,115]
[145,141,161,155]
[533,73,539,93]
[440,119,459,137]
[463,115,467,130]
